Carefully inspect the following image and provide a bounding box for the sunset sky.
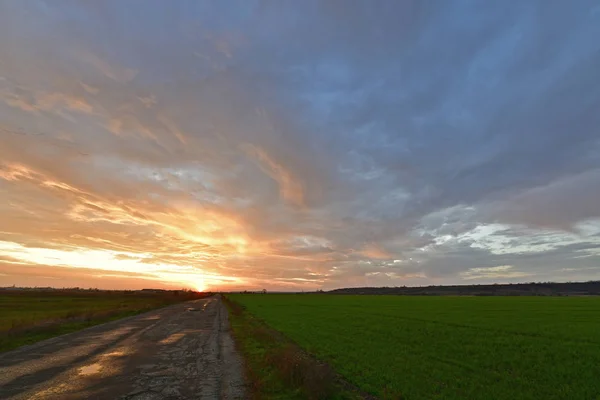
[1,1,599,291]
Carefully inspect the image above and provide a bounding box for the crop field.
[0,290,205,352]
[229,294,600,400]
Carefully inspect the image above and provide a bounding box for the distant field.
[230,294,600,400]
[0,290,205,352]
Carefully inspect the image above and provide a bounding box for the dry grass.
[266,344,336,399]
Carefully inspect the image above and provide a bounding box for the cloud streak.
[0,1,599,290]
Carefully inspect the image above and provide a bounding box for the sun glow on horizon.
[189,277,207,292]
[0,240,235,291]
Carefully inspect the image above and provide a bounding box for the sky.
[1,1,599,292]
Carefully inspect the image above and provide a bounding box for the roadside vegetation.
[230,294,600,400]
[0,289,206,352]
[224,296,369,400]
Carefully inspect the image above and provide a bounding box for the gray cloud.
[1,0,599,290]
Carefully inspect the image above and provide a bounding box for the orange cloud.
[5,95,38,112]
[80,82,100,95]
[0,158,274,291]
[244,144,305,207]
[360,243,393,260]
[0,163,38,182]
[3,91,93,114]
[36,92,94,113]
[157,113,188,145]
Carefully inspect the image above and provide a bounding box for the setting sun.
[190,278,207,292]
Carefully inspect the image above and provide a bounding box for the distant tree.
[262,289,267,294]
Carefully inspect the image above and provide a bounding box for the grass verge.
[224,295,371,400]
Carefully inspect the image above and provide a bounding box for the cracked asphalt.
[0,295,246,400]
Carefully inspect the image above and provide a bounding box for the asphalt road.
[0,295,246,400]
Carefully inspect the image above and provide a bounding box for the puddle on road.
[79,363,101,376]
[77,349,128,380]
[159,333,185,345]
[105,349,128,358]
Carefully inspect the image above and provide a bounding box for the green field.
[229,294,600,400]
[0,290,205,352]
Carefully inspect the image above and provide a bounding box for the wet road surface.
[0,295,246,399]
